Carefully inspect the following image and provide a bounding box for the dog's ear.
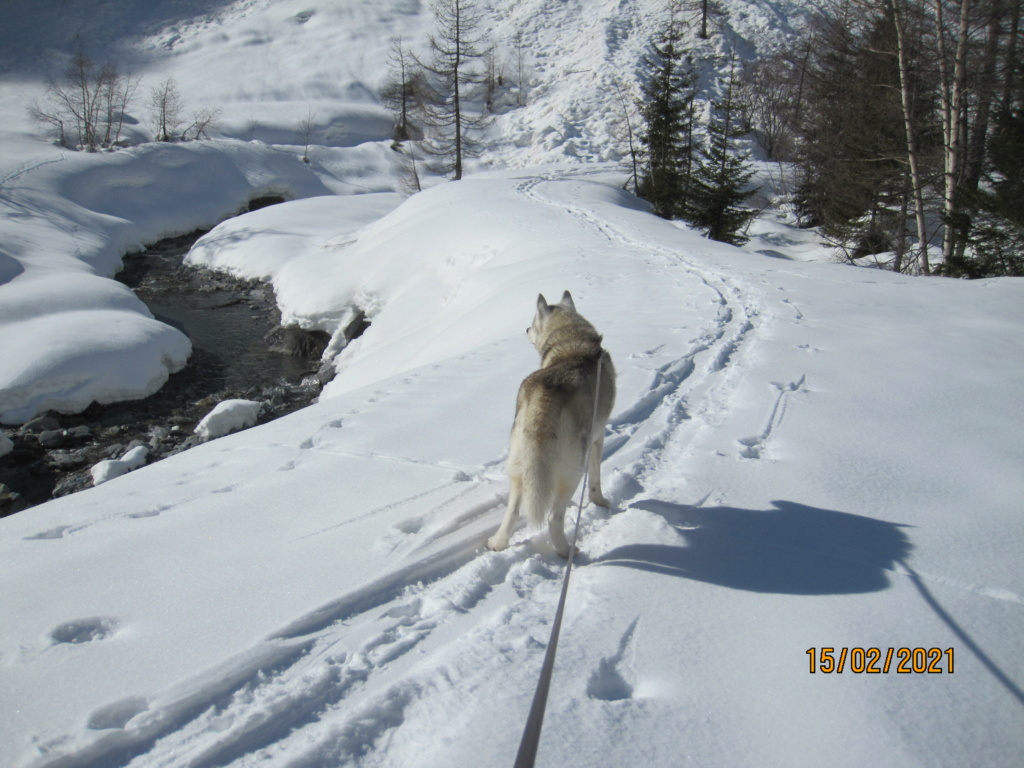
[536,293,552,318]
[559,290,576,312]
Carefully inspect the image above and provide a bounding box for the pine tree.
[638,3,697,219]
[689,58,758,245]
[950,105,1024,277]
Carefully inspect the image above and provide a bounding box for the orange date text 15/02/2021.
[806,647,955,674]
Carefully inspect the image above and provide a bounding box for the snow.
[90,446,149,486]
[194,399,263,441]
[0,139,398,423]
[1,1,1023,767]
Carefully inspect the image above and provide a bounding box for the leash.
[513,352,604,768]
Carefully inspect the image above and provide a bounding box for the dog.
[487,291,615,558]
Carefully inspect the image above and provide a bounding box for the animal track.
[88,696,148,730]
[50,617,118,645]
[24,525,78,540]
[586,618,638,701]
[738,375,807,460]
[127,507,163,519]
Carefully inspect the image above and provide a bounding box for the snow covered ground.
[2,1,1023,766]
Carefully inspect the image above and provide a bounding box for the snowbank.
[0,140,399,424]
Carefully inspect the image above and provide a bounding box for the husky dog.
[487,291,615,558]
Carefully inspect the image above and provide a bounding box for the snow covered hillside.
[0,0,817,423]
[2,1,1023,766]
[3,169,1023,767]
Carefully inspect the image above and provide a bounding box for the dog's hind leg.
[588,431,610,508]
[547,483,577,559]
[487,475,522,552]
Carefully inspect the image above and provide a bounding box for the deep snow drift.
[1,0,1023,766]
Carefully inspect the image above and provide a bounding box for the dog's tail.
[518,412,588,530]
[521,448,555,530]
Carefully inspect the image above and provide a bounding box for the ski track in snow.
[516,174,804,484]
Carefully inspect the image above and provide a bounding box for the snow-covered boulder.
[194,399,262,441]
[90,445,149,486]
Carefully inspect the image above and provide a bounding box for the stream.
[0,205,332,515]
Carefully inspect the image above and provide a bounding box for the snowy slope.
[2,0,1024,766]
[0,0,817,423]
[3,170,1023,768]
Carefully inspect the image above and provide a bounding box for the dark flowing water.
[0,220,329,515]
[119,230,318,395]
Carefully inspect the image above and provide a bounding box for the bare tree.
[611,78,642,194]
[416,0,492,180]
[28,98,69,148]
[298,106,317,162]
[29,43,139,151]
[380,36,428,142]
[889,0,933,273]
[483,45,504,113]
[99,63,140,147]
[397,142,424,196]
[181,106,222,142]
[512,30,528,106]
[149,78,185,142]
[676,0,725,38]
[244,118,261,141]
[740,54,800,161]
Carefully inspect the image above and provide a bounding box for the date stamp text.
[806,647,954,674]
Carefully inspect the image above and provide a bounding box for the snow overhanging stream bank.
[0,138,402,512]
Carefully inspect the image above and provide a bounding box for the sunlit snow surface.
[1,1,1023,767]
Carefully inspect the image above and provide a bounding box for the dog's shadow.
[592,499,912,595]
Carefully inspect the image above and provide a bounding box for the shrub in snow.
[91,446,149,486]
[194,399,262,441]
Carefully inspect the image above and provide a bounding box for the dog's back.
[487,292,615,558]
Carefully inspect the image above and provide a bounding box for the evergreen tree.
[793,8,934,269]
[948,105,1024,277]
[638,4,698,219]
[689,58,758,245]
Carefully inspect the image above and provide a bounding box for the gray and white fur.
[487,291,616,558]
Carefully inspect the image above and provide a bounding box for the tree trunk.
[891,0,932,273]
[935,0,972,268]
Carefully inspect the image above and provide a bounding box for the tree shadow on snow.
[593,499,910,595]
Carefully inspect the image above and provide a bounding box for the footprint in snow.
[127,508,163,519]
[24,525,78,540]
[50,617,118,645]
[394,516,424,534]
[87,696,148,730]
[586,618,638,702]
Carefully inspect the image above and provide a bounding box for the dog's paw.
[590,493,612,508]
[486,535,508,552]
[554,543,577,560]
